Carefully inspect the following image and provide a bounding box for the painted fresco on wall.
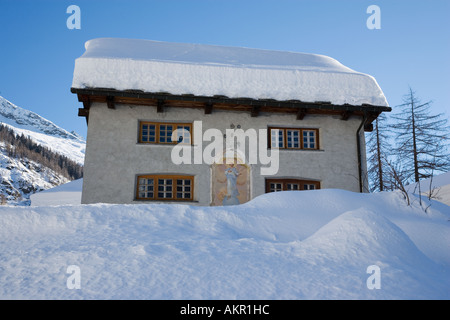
[211,157,250,206]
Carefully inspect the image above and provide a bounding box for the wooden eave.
[71,87,391,131]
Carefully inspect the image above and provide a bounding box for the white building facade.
[71,38,390,205]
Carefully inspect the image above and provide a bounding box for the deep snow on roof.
[72,38,389,107]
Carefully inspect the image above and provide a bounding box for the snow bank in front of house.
[30,178,82,206]
[72,38,388,107]
[406,171,450,206]
[1,188,449,300]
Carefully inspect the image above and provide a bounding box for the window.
[136,175,194,201]
[139,122,192,144]
[302,130,316,149]
[303,184,317,190]
[265,179,320,193]
[269,127,319,150]
[286,183,299,190]
[269,182,283,192]
[270,129,284,149]
[286,129,300,149]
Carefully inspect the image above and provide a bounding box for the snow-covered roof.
[72,38,389,107]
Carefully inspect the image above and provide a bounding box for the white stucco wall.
[81,102,368,204]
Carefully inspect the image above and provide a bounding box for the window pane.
[175,125,191,144]
[269,182,283,192]
[287,130,300,148]
[303,130,316,149]
[271,129,284,148]
[287,183,299,190]
[137,176,156,199]
[159,124,172,143]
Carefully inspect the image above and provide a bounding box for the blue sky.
[0,0,449,139]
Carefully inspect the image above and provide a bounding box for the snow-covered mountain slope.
[0,96,85,205]
[0,189,448,299]
[0,96,85,164]
[0,142,70,205]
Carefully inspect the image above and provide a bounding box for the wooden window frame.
[265,178,320,193]
[138,121,193,145]
[136,174,194,201]
[269,127,319,150]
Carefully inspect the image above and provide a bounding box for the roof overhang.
[71,87,391,132]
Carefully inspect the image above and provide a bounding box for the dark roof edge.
[71,87,392,112]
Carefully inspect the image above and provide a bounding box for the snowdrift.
[406,171,450,206]
[30,178,82,206]
[0,189,449,299]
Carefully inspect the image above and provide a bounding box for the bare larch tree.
[391,87,449,184]
[366,112,393,192]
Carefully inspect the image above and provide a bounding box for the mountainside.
[0,96,85,205]
[0,96,85,164]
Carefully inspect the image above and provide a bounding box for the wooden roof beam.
[251,106,260,117]
[296,108,307,120]
[106,96,115,109]
[204,102,213,114]
[341,110,353,120]
[78,108,89,117]
[364,123,374,132]
[78,94,91,109]
[157,99,164,113]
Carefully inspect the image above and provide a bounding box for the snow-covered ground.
[406,171,450,206]
[1,186,449,299]
[30,178,82,206]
